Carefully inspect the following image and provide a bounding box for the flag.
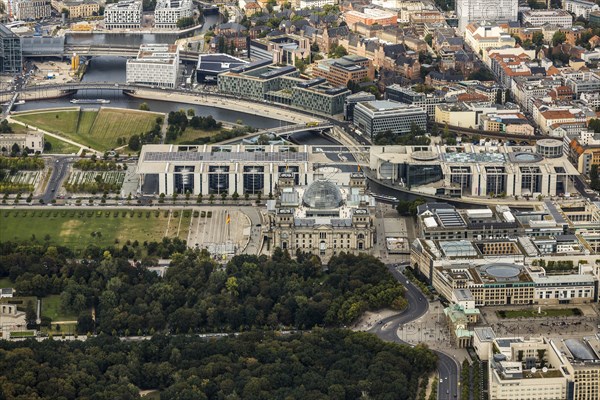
[226,213,231,225]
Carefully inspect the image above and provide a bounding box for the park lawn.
[41,294,78,322]
[8,123,28,134]
[87,109,160,151]
[175,127,220,144]
[0,208,191,251]
[0,277,13,288]
[13,109,161,152]
[45,135,80,154]
[13,110,80,136]
[496,308,582,319]
[76,109,98,135]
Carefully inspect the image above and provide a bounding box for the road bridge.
[23,44,200,62]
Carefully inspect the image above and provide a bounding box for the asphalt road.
[368,266,460,400]
[42,156,75,203]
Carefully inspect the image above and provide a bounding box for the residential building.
[480,112,535,135]
[272,178,375,258]
[344,9,398,27]
[0,24,22,74]
[353,100,427,140]
[563,0,600,19]
[126,44,179,88]
[298,0,334,8]
[536,108,589,135]
[464,23,516,55]
[154,0,194,29]
[0,132,44,153]
[408,11,446,35]
[51,0,99,18]
[12,0,51,20]
[564,71,600,99]
[369,144,579,198]
[566,130,600,176]
[435,102,515,129]
[521,9,573,28]
[312,55,374,87]
[590,10,600,27]
[456,0,518,32]
[104,0,143,30]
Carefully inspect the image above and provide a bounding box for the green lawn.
[41,294,78,322]
[0,208,191,250]
[45,135,80,154]
[13,109,161,151]
[174,127,220,144]
[10,331,35,338]
[86,109,159,150]
[496,308,582,319]
[8,123,29,134]
[13,110,81,136]
[0,277,13,288]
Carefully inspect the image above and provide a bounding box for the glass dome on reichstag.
[302,179,343,209]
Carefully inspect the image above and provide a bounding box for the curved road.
[368,265,460,400]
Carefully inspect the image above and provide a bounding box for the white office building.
[11,0,51,20]
[299,0,335,8]
[126,44,179,88]
[353,100,427,140]
[563,0,600,19]
[521,9,573,28]
[154,0,194,29]
[0,132,45,153]
[104,0,142,30]
[456,0,518,32]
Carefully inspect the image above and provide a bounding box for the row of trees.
[73,159,121,171]
[0,330,437,400]
[373,123,431,146]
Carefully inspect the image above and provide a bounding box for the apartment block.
[13,0,51,20]
[104,0,142,30]
[154,0,194,29]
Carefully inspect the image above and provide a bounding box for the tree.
[61,8,70,17]
[329,45,348,58]
[424,34,433,47]
[532,32,545,47]
[128,135,141,151]
[77,312,95,334]
[176,17,195,29]
[552,31,567,47]
[139,102,150,111]
[0,119,13,133]
[11,143,20,155]
[187,109,195,117]
[590,164,600,191]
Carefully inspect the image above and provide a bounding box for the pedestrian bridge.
[218,122,334,145]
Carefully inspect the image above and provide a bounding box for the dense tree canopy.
[0,330,437,400]
[0,242,407,335]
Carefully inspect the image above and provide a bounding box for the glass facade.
[0,25,22,74]
[399,164,443,187]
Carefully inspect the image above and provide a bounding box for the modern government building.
[369,140,579,198]
[137,143,328,196]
